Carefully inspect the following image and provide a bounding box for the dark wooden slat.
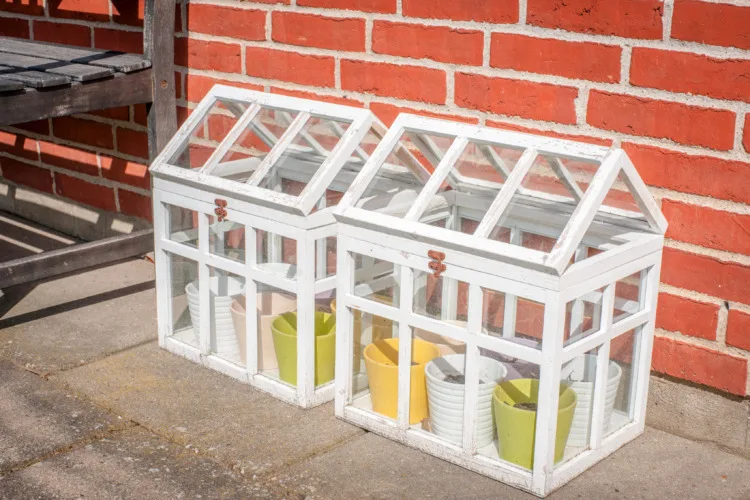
[0,77,23,92]
[0,65,70,88]
[0,37,151,73]
[0,52,114,82]
[0,69,152,126]
[145,0,177,158]
[0,229,154,289]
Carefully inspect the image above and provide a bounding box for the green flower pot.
[271,311,336,386]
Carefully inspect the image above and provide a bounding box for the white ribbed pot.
[562,354,623,448]
[425,354,507,448]
[185,276,244,360]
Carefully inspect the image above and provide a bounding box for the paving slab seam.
[0,420,136,478]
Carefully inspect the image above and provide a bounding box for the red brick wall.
[1,0,749,396]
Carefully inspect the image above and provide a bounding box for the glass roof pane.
[255,115,353,197]
[211,106,298,182]
[355,130,451,217]
[419,141,526,235]
[169,98,247,170]
[310,125,385,213]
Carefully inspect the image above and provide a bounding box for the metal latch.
[427,249,446,278]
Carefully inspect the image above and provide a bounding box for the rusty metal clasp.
[214,198,228,222]
[427,249,446,278]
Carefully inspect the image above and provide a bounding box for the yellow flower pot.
[363,338,440,424]
[492,379,577,469]
[271,311,336,387]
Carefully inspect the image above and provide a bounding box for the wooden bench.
[0,0,176,290]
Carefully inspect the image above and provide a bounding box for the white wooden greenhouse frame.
[149,85,380,408]
[333,114,667,496]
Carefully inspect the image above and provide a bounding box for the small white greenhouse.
[149,85,382,407]
[332,114,667,496]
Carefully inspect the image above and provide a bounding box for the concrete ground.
[1,254,748,499]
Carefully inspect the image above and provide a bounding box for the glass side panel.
[168,253,199,348]
[353,253,399,308]
[208,215,245,264]
[417,141,527,235]
[614,272,644,324]
[254,285,298,386]
[210,106,297,182]
[256,115,353,196]
[167,204,199,249]
[481,287,545,350]
[207,267,246,366]
[355,130,452,218]
[607,329,640,437]
[255,229,297,280]
[563,287,604,347]
[169,98,248,170]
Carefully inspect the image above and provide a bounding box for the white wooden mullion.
[462,284,483,454]
[281,110,328,157]
[332,120,369,162]
[546,150,625,274]
[546,155,584,202]
[532,292,565,495]
[589,284,615,449]
[396,265,414,431]
[474,148,538,238]
[152,190,171,345]
[246,111,310,186]
[633,263,660,423]
[502,227,522,338]
[478,143,512,181]
[296,232,316,405]
[243,225,259,377]
[561,308,649,362]
[404,136,469,221]
[200,103,262,175]
[198,212,211,356]
[568,246,589,337]
[335,242,356,415]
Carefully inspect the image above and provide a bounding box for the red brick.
[662,247,750,305]
[1,157,52,193]
[631,48,750,103]
[527,0,663,39]
[672,0,750,50]
[341,60,445,104]
[0,17,29,38]
[39,141,98,176]
[118,189,152,222]
[403,0,517,23]
[744,115,750,154]
[134,104,148,126]
[175,38,242,73]
[185,74,263,104]
[33,21,91,47]
[490,34,621,83]
[587,91,735,150]
[14,120,49,136]
[246,47,335,88]
[726,310,750,352]
[373,21,482,66]
[49,0,109,21]
[101,157,149,189]
[273,12,364,52]
[297,0,394,13]
[94,28,143,53]
[112,0,144,27]
[651,336,747,396]
[188,4,265,41]
[270,87,364,107]
[622,143,750,205]
[663,200,750,255]
[89,106,130,121]
[487,121,613,146]
[52,117,114,150]
[54,172,116,211]
[0,0,44,15]
[656,293,719,341]
[0,130,38,160]
[116,128,148,159]
[370,102,477,127]
[455,73,577,124]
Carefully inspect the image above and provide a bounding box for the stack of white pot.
[185,275,245,361]
[562,354,623,448]
[425,354,507,448]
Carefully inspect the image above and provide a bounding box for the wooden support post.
[145,0,177,159]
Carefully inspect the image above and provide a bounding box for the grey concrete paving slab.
[0,361,125,475]
[0,259,156,373]
[0,427,287,500]
[51,342,363,475]
[275,428,750,500]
